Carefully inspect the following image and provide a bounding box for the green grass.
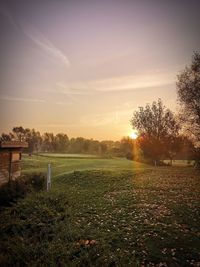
[39,153,100,158]
[0,155,200,266]
[22,154,148,177]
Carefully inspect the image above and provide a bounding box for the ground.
[0,154,200,266]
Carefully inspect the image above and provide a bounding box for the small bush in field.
[26,173,45,191]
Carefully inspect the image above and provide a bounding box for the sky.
[0,0,200,140]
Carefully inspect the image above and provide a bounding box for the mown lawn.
[21,154,148,176]
[39,153,99,158]
[0,156,200,266]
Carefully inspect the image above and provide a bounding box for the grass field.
[21,154,148,176]
[39,153,100,158]
[0,154,200,266]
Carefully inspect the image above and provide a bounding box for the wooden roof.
[0,141,28,148]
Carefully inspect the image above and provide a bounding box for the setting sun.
[129,131,138,140]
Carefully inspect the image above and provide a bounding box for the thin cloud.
[80,109,131,127]
[56,82,94,95]
[0,4,70,68]
[19,23,70,68]
[0,95,45,103]
[54,71,175,94]
[86,73,175,92]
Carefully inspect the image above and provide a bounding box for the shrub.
[194,159,200,170]
[0,179,27,207]
[126,152,134,160]
[26,173,45,191]
[0,173,45,208]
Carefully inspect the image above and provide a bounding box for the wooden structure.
[0,141,28,186]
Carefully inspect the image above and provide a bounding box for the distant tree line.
[0,126,122,156]
[0,124,194,163]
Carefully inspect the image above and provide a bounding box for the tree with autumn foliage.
[131,99,180,165]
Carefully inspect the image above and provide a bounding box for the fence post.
[47,163,51,191]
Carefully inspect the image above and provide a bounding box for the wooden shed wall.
[0,151,21,186]
[0,152,10,185]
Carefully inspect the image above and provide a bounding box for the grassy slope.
[0,156,200,266]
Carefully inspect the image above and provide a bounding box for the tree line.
[0,127,118,155]
[0,125,194,163]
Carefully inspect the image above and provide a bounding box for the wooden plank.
[0,141,28,148]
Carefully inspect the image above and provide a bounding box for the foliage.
[0,168,200,266]
[0,179,27,207]
[119,137,134,158]
[0,127,120,155]
[177,52,200,147]
[1,124,194,162]
[26,173,46,191]
[131,99,180,163]
[0,173,45,208]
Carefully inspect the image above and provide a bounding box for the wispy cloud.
[19,23,70,68]
[85,72,175,92]
[54,71,175,96]
[0,4,70,68]
[0,95,45,103]
[56,82,94,95]
[80,108,132,127]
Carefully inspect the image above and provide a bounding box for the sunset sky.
[0,0,200,140]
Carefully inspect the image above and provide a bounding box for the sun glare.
[129,131,138,140]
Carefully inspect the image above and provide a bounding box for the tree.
[0,133,13,141]
[130,99,180,165]
[42,133,56,152]
[174,136,195,161]
[177,52,200,154]
[12,126,28,141]
[55,133,69,152]
[120,137,134,159]
[164,135,194,165]
[27,129,42,153]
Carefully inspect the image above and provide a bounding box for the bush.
[194,159,200,170]
[126,152,134,160]
[26,173,45,191]
[0,173,45,208]
[0,179,27,207]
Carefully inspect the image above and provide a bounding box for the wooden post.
[47,163,51,191]
[8,150,12,182]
